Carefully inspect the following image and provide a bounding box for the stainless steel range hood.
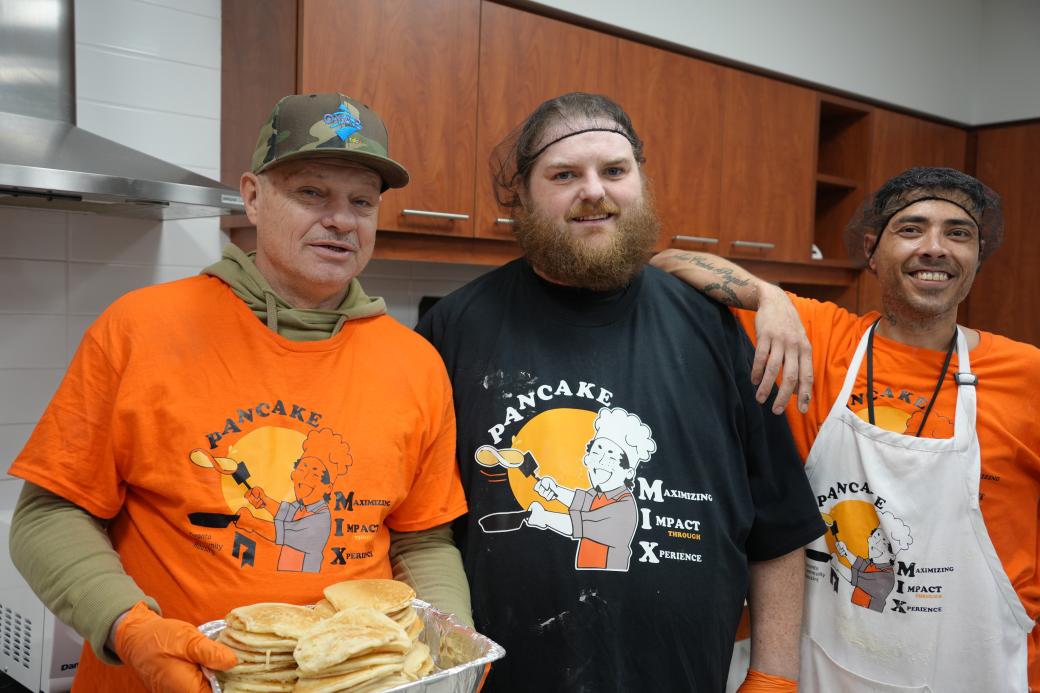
[0,0,243,219]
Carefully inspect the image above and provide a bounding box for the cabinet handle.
[401,209,470,221]
[495,217,515,225]
[731,240,776,250]
[672,235,719,245]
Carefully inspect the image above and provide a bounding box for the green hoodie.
[201,243,386,340]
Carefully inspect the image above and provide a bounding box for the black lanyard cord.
[865,319,958,438]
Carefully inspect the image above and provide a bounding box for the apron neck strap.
[865,320,958,437]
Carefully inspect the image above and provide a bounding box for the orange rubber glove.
[736,668,798,692]
[113,601,238,693]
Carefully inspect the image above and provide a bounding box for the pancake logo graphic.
[815,501,913,612]
[187,427,353,572]
[475,406,656,571]
[848,388,953,438]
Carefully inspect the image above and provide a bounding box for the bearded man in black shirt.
[417,92,824,693]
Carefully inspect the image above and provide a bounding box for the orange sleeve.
[8,317,127,519]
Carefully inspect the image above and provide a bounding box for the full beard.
[513,193,661,292]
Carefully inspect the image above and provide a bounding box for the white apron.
[800,325,1033,692]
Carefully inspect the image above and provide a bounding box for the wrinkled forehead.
[531,117,635,164]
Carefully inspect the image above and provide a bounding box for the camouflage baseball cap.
[250,93,409,191]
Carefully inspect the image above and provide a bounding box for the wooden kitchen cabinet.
[967,123,1040,347]
[616,40,725,252]
[473,2,620,240]
[719,70,817,263]
[298,0,480,238]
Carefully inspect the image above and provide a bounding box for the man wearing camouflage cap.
[7,93,471,693]
[653,167,1039,691]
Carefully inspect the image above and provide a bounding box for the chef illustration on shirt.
[829,510,913,612]
[528,407,657,571]
[234,427,353,572]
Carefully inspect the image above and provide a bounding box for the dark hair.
[491,92,645,209]
[844,167,1004,265]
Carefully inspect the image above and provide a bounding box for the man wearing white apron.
[653,167,1038,691]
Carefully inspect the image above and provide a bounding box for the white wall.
[0,1,481,505]
[532,0,1040,125]
[975,0,1040,125]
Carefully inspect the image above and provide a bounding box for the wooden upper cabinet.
[298,0,480,237]
[966,124,1040,347]
[615,41,724,252]
[869,109,967,186]
[221,0,298,188]
[473,2,619,240]
[720,70,817,262]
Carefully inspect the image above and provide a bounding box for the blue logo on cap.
[323,103,362,142]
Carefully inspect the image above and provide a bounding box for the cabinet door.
[298,0,479,237]
[869,109,967,186]
[858,109,969,313]
[720,70,816,262]
[616,40,724,252]
[966,124,1040,346]
[473,2,619,239]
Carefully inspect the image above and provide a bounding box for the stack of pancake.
[214,579,436,693]
[293,607,418,692]
[216,603,322,693]
[322,579,425,642]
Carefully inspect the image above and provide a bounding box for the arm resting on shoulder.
[746,546,805,681]
[9,481,158,664]
[389,523,473,627]
[650,249,813,414]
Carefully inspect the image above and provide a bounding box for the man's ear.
[863,233,878,273]
[240,172,261,226]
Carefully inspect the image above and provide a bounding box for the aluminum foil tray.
[200,599,505,693]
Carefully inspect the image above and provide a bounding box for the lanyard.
[865,319,957,438]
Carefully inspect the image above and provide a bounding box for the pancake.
[226,603,321,639]
[293,663,402,693]
[402,641,434,679]
[322,579,414,614]
[312,599,337,619]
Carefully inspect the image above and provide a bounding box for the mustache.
[905,261,957,274]
[567,200,620,220]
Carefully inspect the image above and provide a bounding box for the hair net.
[844,167,1004,265]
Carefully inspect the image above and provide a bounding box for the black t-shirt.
[417,260,823,693]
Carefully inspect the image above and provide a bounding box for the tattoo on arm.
[672,252,752,308]
[703,282,742,307]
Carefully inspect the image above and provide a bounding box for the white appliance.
[0,511,82,692]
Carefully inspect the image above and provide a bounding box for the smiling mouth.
[909,270,953,281]
[574,213,611,223]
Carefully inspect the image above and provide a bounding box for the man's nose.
[322,199,359,233]
[578,173,606,202]
[919,228,947,257]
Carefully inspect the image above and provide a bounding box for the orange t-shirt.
[8,276,467,692]
[737,296,1040,688]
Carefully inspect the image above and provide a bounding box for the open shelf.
[814,96,873,263]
